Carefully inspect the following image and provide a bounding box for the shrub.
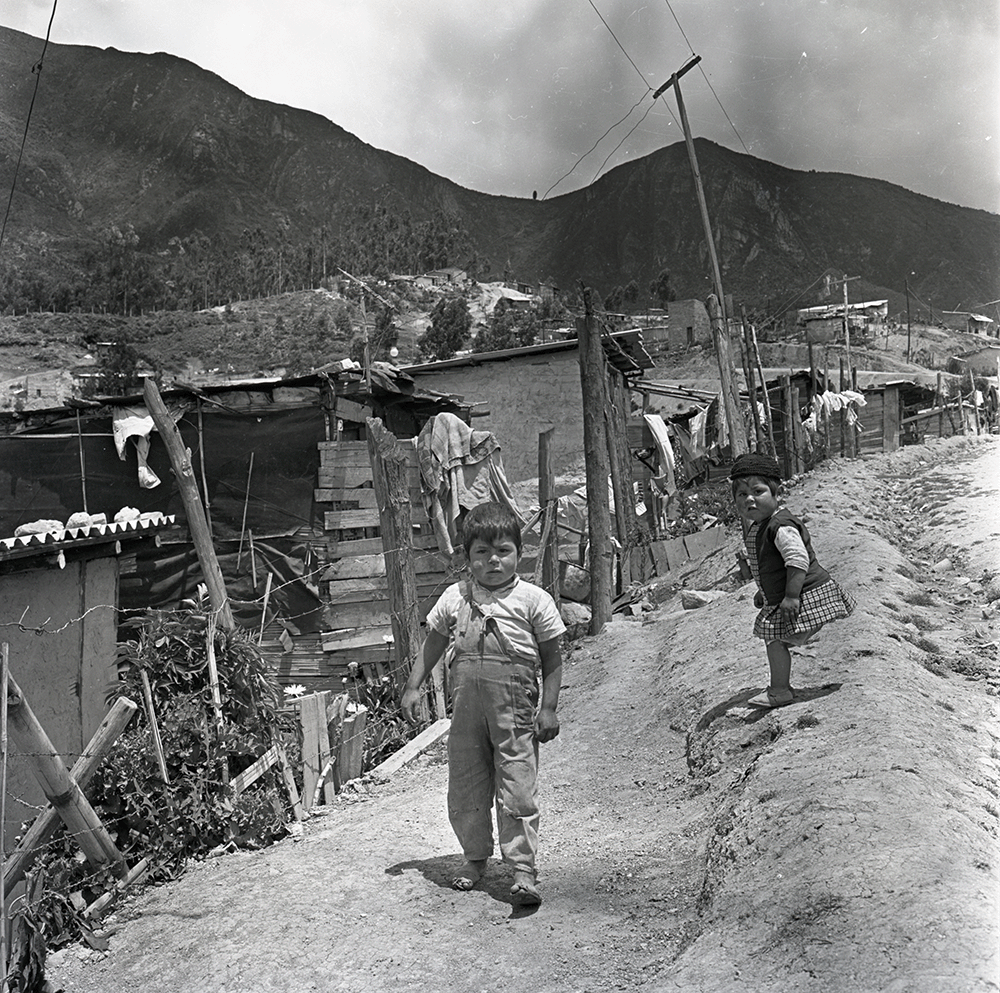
[8,591,295,977]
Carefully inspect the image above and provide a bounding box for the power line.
[541,92,649,199]
[0,0,59,258]
[587,0,649,87]
[660,0,752,157]
[591,101,657,184]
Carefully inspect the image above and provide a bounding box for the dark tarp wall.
[1,405,327,628]
[0,405,325,538]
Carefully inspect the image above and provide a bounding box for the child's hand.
[400,686,422,725]
[779,596,801,623]
[753,591,765,608]
[534,706,560,743]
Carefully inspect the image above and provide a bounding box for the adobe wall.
[0,556,119,847]
[409,349,587,486]
[667,299,712,350]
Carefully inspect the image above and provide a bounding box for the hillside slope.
[47,435,999,993]
[1,25,997,311]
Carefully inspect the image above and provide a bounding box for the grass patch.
[903,590,937,607]
[794,713,821,729]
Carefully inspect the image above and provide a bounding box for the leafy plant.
[7,595,295,982]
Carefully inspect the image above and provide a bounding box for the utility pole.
[905,277,912,363]
[654,55,747,456]
[828,273,861,378]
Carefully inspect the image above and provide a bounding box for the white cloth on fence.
[643,413,677,496]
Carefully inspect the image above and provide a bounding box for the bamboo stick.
[139,671,170,784]
[4,698,138,896]
[258,572,273,645]
[237,452,254,570]
[6,675,127,879]
[75,411,89,514]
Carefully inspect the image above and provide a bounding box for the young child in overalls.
[401,501,565,906]
[730,453,856,708]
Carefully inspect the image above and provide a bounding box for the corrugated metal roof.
[403,328,654,375]
[0,513,176,563]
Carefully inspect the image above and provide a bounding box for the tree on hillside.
[473,297,540,353]
[604,285,624,312]
[81,339,144,397]
[418,296,471,361]
[649,268,677,308]
[623,280,639,313]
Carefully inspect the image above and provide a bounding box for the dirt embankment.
[49,436,998,993]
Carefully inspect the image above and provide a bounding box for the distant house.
[796,300,888,342]
[538,278,560,302]
[942,311,996,336]
[494,287,535,312]
[414,268,467,290]
[637,299,711,361]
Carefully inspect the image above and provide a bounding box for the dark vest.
[756,509,830,605]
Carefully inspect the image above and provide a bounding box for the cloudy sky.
[3,0,998,212]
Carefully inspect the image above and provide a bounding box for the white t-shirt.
[426,575,566,666]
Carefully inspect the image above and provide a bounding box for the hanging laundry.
[688,407,710,458]
[415,412,525,558]
[112,406,161,488]
[643,413,677,496]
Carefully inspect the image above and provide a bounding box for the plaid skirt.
[753,579,856,644]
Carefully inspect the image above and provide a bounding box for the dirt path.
[49,436,999,993]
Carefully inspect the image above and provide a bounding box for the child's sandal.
[747,688,794,708]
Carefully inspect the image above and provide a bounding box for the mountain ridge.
[1,24,997,314]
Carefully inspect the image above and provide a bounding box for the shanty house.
[0,514,173,847]
[0,365,473,697]
[402,329,653,485]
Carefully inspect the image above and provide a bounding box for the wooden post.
[839,359,847,456]
[143,378,235,630]
[299,692,325,811]
[577,290,613,635]
[7,675,127,879]
[366,417,423,700]
[883,385,901,452]
[4,698,138,896]
[779,374,794,478]
[749,321,776,457]
[537,429,560,606]
[808,342,817,403]
[605,372,635,590]
[741,308,764,452]
[706,294,749,457]
[789,384,805,474]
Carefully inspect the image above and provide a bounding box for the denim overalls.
[447,582,541,876]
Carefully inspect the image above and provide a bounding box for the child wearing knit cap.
[730,453,855,708]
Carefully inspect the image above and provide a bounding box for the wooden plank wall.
[312,434,459,689]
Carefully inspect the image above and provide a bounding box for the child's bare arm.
[780,566,807,621]
[535,637,562,743]
[401,629,449,724]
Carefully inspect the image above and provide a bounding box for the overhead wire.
[0,0,59,258]
[541,92,649,200]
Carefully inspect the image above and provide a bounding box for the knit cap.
[729,452,783,481]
